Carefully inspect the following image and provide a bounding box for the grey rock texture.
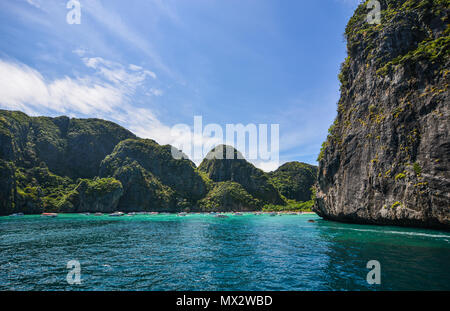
[99,138,207,211]
[199,145,285,205]
[0,160,17,215]
[269,162,318,202]
[0,110,136,179]
[61,179,124,213]
[314,0,450,230]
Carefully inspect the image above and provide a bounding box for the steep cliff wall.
[314,0,449,230]
[199,145,285,205]
[269,162,318,202]
[1,111,317,214]
[0,110,136,179]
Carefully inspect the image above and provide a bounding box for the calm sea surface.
[1,213,449,291]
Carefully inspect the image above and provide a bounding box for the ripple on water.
[0,214,449,290]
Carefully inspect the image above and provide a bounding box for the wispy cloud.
[0,49,163,117]
[82,0,175,78]
[0,56,158,126]
[149,88,163,96]
[25,0,41,9]
[0,58,278,170]
[0,59,123,115]
[81,56,157,91]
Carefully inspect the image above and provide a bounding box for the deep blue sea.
[1,213,449,291]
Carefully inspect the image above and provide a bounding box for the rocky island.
[0,0,448,232]
[314,0,449,230]
[0,110,316,215]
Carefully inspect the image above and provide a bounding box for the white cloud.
[144,70,157,80]
[25,0,41,9]
[0,59,279,171]
[72,48,87,57]
[82,0,174,78]
[149,88,163,96]
[129,64,143,71]
[79,56,158,99]
[0,59,179,159]
[0,60,123,115]
[252,160,280,173]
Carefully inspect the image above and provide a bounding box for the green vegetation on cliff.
[269,162,317,202]
[199,145,285,206]
[0,109,136,178]
[315,0,450,230]
[0,110,318,215]
[262,200,314,212]
[198,181,262,212]
[342,0,449,78]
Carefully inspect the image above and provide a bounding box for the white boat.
[214,214,229,218]
[9,213,24,217]
[41,213,58,217]
[177,212,187,216]
[94,212,103,216]
[109,212,124,217]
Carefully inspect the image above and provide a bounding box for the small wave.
[329,227,450,240]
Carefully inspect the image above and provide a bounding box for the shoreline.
[3,211,318,217]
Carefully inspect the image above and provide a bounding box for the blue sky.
[0,0,361,170]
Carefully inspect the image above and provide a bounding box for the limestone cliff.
[314,0,449,230]
[0,111,318,214]
[269,162,317,202]
[199,145,285,205]
[99,138,207,211]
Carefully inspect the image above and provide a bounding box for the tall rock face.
[269,162,318,202]
[0,110,136,179]
[60,178,124,213]
[198,181,262,212]
[0,160,17,215]
[100,138,208,211]
[314,0,449,230]
[198,145,285,205]
[0,110,321,214]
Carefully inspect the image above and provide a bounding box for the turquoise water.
[1,213,449,291]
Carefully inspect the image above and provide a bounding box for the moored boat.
[109,212,124,217]
[41,213,58,217]
[9,213,24,217]
[214,214,229,218]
